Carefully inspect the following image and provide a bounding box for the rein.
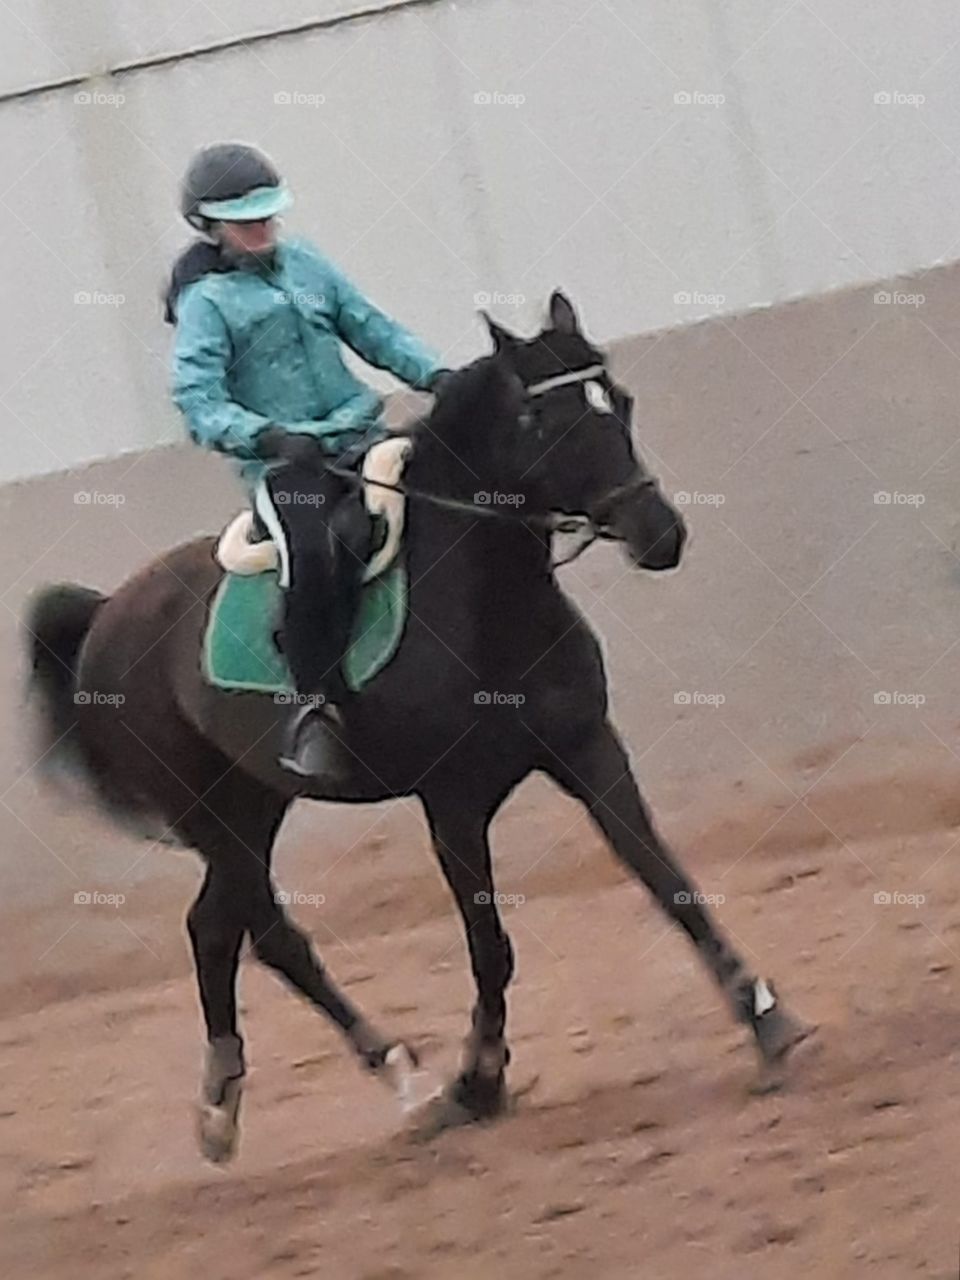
[325,462,656,569]
[323,359,654,569]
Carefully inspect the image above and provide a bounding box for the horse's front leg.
[541,720,812,1069]
[420,789,515,1125]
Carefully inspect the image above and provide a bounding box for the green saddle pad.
[202,562,407,695]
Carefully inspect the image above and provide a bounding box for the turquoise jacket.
[171,238,443,486]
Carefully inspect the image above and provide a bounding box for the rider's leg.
[256,448,373,778]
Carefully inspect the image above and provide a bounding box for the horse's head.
[481,291,685,571]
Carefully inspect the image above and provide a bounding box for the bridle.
[326,361,658,567]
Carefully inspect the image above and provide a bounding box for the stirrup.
[279,702,347,780]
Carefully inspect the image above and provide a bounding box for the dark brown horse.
[25,294,810,1162]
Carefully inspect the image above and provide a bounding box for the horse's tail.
[24,583,106,780]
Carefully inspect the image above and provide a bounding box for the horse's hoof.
[755,1005,817,1066]
[196,1078,242,1163]
[407,1073,508,1141]
[196,1102,240,1163]
[381,1043,443,1116]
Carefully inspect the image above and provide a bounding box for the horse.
[25,292,810,1162]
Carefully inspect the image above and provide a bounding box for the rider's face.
[216,218,277,256]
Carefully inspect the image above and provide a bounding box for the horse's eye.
[585,380,614,414]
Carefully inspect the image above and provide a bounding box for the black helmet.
[181,143,291,229]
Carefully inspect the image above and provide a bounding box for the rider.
[166,142,448,777]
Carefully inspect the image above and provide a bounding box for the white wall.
[2,0,960,481]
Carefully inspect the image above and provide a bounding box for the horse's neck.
[405,495,556,665]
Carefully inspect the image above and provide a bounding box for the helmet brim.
[197,183,292,222]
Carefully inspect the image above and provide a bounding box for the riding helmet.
[181,142,292,229]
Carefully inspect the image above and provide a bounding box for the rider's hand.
[429,369,454,396]
[255,426,321,466]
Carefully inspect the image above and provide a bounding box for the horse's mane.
[411,355,522,473]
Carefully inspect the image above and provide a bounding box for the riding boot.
[279,701,349,781]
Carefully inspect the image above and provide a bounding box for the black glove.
[429,369,455,395]
[254,426,322,467]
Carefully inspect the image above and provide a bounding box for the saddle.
[202,437,412,695]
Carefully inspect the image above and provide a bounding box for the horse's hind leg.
[244,880,424,1104]
[187,862,249,1162]
[180,781,412,1162]
[542,721,812,1070]
[181,788,288,1163]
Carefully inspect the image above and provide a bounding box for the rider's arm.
[284,385,384,440]
[172,288,271,458]
[326,262,445,392]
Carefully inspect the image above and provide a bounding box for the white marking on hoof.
[753,978,777,1017]
[196,1078,242,1163]
[383,1045,442,1116]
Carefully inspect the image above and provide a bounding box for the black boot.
[279,702,350,781]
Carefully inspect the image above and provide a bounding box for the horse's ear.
[481,311,517,354]
[548,289,580,335]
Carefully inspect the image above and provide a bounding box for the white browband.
[526,364,607,398]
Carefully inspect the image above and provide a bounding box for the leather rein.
[326,363,656,569]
